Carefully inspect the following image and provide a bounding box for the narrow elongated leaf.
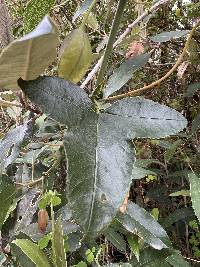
[0,16,59,90]
[169,190,190,197]
[117,202,171,250]
[58,28,92,83]
[188,173,200,223]
[19,76,187,237]
[166,254,191,267]
[191,112,200,133]
[150,30,189,42]
[0,175,16,230]
[24,0,55,33]
[104,227,127,251]
[52,217,66,267]
[132,166,157,180]
[160,207,194,228]
[186,82,200,97]
[12,239,51,267]
[164,140,182,162]
[130,247,171,267]
[73,0,93,22]
[104,53,150,97]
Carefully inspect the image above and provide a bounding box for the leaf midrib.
[86,116,99,234]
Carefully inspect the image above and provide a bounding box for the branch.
[80,0,170,89]
[105,18,200,102]
[95,0,128,88]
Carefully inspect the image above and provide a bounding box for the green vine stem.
[81,0,98,30]
[95,0,128,89]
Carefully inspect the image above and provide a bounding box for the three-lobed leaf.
[19,76,187,238]
[58,28,92,84]
[0,16,59,90]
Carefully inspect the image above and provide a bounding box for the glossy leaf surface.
[20,76,187,237]
[117,202,171,249]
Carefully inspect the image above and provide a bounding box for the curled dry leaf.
[38,209,49,233]
[125,41,144,59]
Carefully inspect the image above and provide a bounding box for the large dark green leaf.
[0,16,58,90]
[117,202,171,250]
[104,53,151,97]
[150,30,189,42]
[12,239,51,267]
[19,76,187,238]
[188,173,200,223]
[23,0,55,33]
[18,76,93,126]
[0,175,16,230]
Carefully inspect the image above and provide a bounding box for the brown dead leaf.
[125,41,144,59]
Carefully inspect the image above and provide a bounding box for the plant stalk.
[95,0,128,89]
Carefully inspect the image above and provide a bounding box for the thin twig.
[80,0,170,89]
[105,18,200,102]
